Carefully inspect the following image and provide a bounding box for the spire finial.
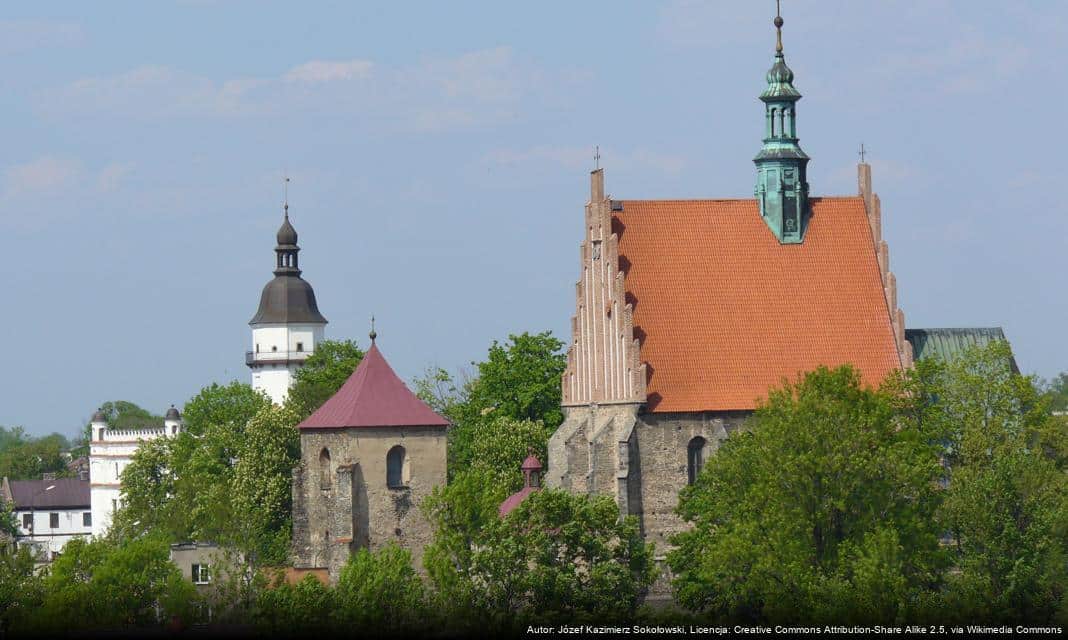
[859,143,867,164]
[594,145,601,170]
[369,315,377,343]
[283,175,290,218]
[774,0,784,54]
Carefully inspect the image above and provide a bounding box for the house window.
[296,342,304,352]
[83,512,92,527]
[22,514,31,529]
[687,437,707,485]
[49,513,59,529]
[319,448,331,490]
[271,346,277,352]
[191,564,211,585]
[387,446,408,488]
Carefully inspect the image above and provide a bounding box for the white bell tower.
[247,199,328,404]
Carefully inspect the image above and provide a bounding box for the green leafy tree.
[419,331,565,477]
[421,467,511,622]
[255,573,332,634]
[1041,372,1068,413]
[28,535,197,633]
[286,339,365,420]
[333,544,427,632]
[0,428,71,480]
[98,400,164,431]
[669,365,948,623]
[467,416,553,492]
[230,404,302,567]
[114,381,274,548]
[469,489,655,625]
[933,342,1068,623]
[0,546,43,634]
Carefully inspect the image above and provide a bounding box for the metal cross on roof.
[594,145,601,169]
[859,143,867,164]
[283,174,290,215]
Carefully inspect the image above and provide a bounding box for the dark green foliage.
[671,343,1068,624]
[333,544,426,631]
[112,384,296,568]
[286,339,365,420]
[415,331,565,479]
[21,535,197,633]
[0,426,72,480]
[0,546,43,633]
[255,574,333,634]
[424,481,655,629]
[933,342,1068,623]
[1041,371,1068,412]
[669,365,948,623]
[98,400,164,431]
[254,545,427,635]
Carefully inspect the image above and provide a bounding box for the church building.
[547,8,927,555]
[290,331,449,580]
[247,202,328,405]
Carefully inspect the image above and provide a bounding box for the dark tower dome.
[91,408,106,423]
[165,405,181,421]
[277,213,298,246]
[250,206,328,326]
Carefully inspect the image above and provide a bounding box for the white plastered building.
[247,204,328,405]
[88,407,182,538]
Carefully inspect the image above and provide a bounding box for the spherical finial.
[369,315,377,343]
[774,16,783,28]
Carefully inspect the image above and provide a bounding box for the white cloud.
[4,156,83,195]
[96,162,135,193]
[283,60,373,83]
[45,48,558,132]
[876,26,1031,95]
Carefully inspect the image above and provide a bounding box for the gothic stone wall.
[550,405,747,554]
[292,426,447,581]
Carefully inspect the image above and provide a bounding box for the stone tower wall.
[292,426,447,581]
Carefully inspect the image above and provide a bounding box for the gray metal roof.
[905,327,1019,373]
[249,274,328,325]
[9,478,90,509]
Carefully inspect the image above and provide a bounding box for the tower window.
[296,342,304,352]
[687,436,707,485]
[272,346,277,352]
[256,344,260,353]
[319,448,331,490]
[387,445,408,488]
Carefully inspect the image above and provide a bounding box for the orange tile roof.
[615,196,901,412]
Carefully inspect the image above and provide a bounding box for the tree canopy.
[669,365,948,622]
[0,426,72,481]
[670,343,1068,624]
[415,330,566,479]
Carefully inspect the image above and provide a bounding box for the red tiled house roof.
[562,176,907,414]
[298,343,449,429]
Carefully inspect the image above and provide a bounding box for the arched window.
[319,448,331,490]
[387,445,408,488]
[770,108,777,136]
[687,437,707,485]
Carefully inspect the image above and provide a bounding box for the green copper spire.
[754,1,810,244]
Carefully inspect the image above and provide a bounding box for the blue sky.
[2,1,1065,437]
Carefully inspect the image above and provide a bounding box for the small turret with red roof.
[499,451,543,517]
